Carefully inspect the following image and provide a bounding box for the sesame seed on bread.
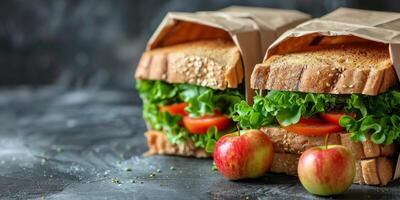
[135,40,243,90]
[251,43,398,95]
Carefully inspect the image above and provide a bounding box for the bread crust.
[251,43,397,95]
[270,153,394,185]
[144,130,209,158]
[143,127,398,185]
[260,127,341,154]
[340,133,365,160]
[360,159,380,185]
[260,127,397,159]
[135,40,243,90]
[261,127,397,186]
[270,153,299,176]
[377,157,395,186]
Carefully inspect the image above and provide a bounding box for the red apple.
[213,129,274,180]
[298,145,355,196]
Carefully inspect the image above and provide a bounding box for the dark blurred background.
[1,0,400,89]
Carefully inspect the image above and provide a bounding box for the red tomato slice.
[319,112,356,125]
[281,117,344,136]
[159,103,188,116]
[183,114,232,134]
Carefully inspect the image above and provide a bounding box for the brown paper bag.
[264,7,400,181]
[146,6,310,101]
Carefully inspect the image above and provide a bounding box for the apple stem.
[236,123,241,136]
[324,134,330,150]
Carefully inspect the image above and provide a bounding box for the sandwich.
[135,39,244,157]
[233,42,400,185]
[134,7,310,158]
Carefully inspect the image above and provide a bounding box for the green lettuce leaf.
[233,89,400,145]
[233,91,345,129]
[191,126,236,153]
[136,80,243,148]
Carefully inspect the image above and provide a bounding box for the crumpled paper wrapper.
[146,6,310,101]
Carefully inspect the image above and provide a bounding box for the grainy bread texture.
[135,40,243,90]
[260,127,398,159]
[251,43,397,95]
[144,127,398,185]
[260,127,341,154]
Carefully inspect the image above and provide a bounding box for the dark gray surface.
[0,87,399,200]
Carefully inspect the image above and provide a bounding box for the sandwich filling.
[233,89,400,145]
[137,80,243,152]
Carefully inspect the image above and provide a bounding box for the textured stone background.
[1,0,400,88]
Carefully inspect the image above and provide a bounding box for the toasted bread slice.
[271,153,299,176]
[251,43,397,95]
[260,127,341,154]
[271,153,395,185]
[135,40,243,90]
[354,161,365,184]
[144,130,209,158]
[143,129,396,185]
[377,157,395,186]
[260,127,398,159]
[360,158,395,186]
[340,133,365,160]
